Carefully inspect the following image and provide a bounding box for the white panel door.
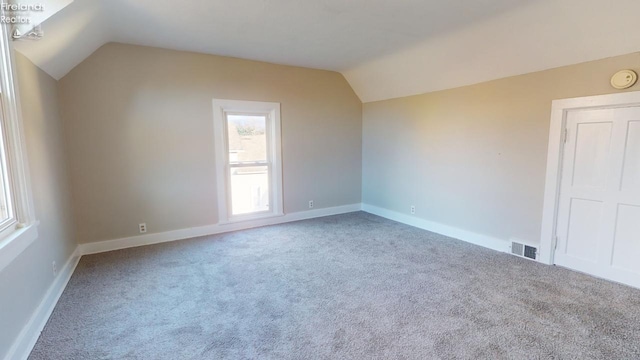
[555,107,640,288]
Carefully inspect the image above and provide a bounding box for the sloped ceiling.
[13,0,640,102]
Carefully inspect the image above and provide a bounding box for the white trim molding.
[0,222,38,272]
[539,90,640,265]
[80,204,361,255]
[361,203,511,253]
[4,246,81,360]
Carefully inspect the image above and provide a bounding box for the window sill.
[0,222,39,273]
[218,211,285,226]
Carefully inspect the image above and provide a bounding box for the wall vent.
[524,245,537,260]
[510,241,537,261]
[511,242,524,257]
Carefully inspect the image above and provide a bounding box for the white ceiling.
[13,0,640,102]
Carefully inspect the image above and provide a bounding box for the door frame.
[539,90,640,265]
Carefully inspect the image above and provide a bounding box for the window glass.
[226,114,267,163]
[0,112,13,226]
[230,166,269,215]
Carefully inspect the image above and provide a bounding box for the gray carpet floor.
[29,212,640,359]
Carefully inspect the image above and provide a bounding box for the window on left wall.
[0,21,38,271]
[0,105,16,232]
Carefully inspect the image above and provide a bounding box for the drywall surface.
[58,43,362,244]
[362,52,640,246]
[0,53,77,359]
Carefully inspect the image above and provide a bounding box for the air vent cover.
[511,242,524,256]
[510,241,537,261]
[524,245,537,260]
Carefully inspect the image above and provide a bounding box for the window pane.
[230,165,269,215]
[0,165,10,223]
[227,114,267,163]
[0,116,12,225]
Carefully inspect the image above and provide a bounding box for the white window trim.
[213,99,283,224]
[0,22,38,272]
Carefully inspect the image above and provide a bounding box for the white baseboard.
[361,203,511,253]
[4,246,81,360]
[80,203,362,255]
[80,203,512,256]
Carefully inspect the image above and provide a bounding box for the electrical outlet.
[52,261,57,277]
[410,205,415,215]
[139,223,147,233]
[309,200,314,209]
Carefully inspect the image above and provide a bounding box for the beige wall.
[0,53,76,358]
[58,43,362,244]
[363,52,640,246]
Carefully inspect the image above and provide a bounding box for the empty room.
[1,0,640,359]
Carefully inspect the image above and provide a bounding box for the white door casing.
[540,91,640,288]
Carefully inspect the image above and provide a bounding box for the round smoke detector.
[610,69,638,89]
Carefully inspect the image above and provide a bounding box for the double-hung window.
[0,101,16,234]
[213,99,283,222]
[0,22,38,271]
